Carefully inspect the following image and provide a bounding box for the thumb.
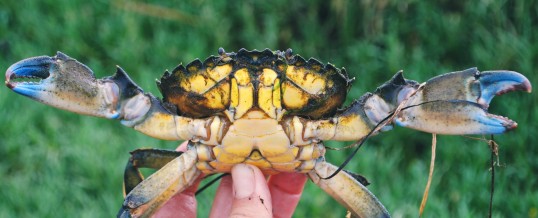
[230,164,272,218]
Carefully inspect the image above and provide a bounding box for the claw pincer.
[6,55,53,93]
[6,52,123,119]
[5,52,156,122]
[394,68,531,134]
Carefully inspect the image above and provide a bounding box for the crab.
[5,48,531,217]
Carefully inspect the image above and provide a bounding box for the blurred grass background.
[0,0,536,217]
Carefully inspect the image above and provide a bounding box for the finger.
[176,141,189,152]
[209,175,233,218]
[153,175,202,218]
[268,172,307,218]
[229,164,273,218]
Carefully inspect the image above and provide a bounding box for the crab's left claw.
[6,52,214,141]
[6,52,127,119]
[396,68,531,135]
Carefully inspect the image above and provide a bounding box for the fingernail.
[232,164,255,199]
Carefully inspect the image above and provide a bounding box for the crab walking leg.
[118,149,201,218]
[123,149,183,195]
[308,161,390,218]
[5,52,212,141]
[301,69,531,141]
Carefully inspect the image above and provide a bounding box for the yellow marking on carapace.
[206,64,232,82]
[258,86,276,118]
[229,68,254,119]
[180,74,215,94]
[234,68,250,85]
[235,84,254,119]
[272,78,282,108]
[258,69,281,119]
[260,69,278,86]
[230,78,239,108]
[286,66,326,95]
[282,81,309,109]
[202,82,230,110]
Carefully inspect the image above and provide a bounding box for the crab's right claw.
[396,68,531,135]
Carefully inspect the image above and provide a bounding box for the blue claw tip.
[6,56,53,96]
[478,70,532,106]
[475,114,516,134]
[11,85,43,99]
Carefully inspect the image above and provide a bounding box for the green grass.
[0,0,536,217]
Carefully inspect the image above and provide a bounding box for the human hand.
[153,142,308,218]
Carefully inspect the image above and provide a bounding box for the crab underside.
[5,49,531,217]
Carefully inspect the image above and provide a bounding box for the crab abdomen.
[194,110,325,174]
[157,49,350,120]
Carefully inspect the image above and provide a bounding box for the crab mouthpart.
[5,56,54,98]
